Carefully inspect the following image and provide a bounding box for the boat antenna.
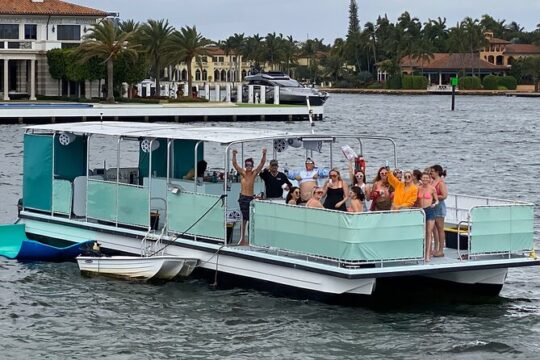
[306,96,315,134]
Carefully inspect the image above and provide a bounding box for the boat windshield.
[270,79,303,88]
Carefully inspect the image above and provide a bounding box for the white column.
[260,85,266,104]
[214,84,220,101]
[248,85,254,104]
[438,72,442,85]
[225,83,231,102]
[145,83,151,97]
[30,59,36,100]
[204,83,210,100]
[3,59,9,101]
[183,82,189,97]
[274,86,280,104]
[236,84,242,103]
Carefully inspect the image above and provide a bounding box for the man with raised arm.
[232,148,267,245]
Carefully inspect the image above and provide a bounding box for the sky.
[71,0,540,43]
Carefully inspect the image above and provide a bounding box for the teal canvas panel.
[470,205,534,254]
[138,138,167,183]
[168,191,225,239]
[117,185,149,227]
[173,140,204,179]
[54,135,87,181]
[87,180,117,223]
[52,179,72,215]
[23,134,53,211]
[250,201,424,261]
[0,224,26,259]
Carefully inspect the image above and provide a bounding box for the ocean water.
[0,94,539,359]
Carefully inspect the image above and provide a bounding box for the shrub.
[482,75,499,90]
[401,75,428,89]
[385,75,402,89]
[459,76,482,90]
[168,96,209,103]
[497,85,508,90]
[367,82,384,89]
[498,76,517,90]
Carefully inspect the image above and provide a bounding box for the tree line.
[47,7,540,101]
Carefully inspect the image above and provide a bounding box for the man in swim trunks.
[295,158,319,202]
[232,148,267,245]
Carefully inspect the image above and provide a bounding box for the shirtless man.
[232,148,267,245]
[295,158,319,202]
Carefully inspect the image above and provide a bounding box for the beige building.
[480,32,540,66]
[0,0,112,100]
[170,46,252,85]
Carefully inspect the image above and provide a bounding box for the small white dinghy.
[76,255,198,281]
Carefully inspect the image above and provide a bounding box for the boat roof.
[26,121,315,144]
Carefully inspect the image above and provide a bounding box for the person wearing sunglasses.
[295,157,319,202]
[306,187,324,209]
[260,159,292,200]
[368,166,392,211]
[322,169,348,211]
[387,167,418,210]
[232,148,267,245]
[285,186,301,205]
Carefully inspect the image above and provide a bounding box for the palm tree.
[282,35,298,76]
[75,19,139,102]
[139,19,174,96]
[265,32,283,70]
[461,17,486,76]
[169,26,211,94]
[412,37,435,75]
[229,33,245,81]
[448,22,468,73]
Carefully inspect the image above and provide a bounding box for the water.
[1,94,540,359]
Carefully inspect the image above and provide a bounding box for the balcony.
[0,40,79,52]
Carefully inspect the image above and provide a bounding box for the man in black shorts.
[259,160,292,199]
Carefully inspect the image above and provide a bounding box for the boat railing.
[249,200,426,266]
[446,193,534,258]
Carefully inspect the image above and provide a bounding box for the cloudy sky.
[72,0,540,43]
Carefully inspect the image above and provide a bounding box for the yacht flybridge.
[16,121,539,298]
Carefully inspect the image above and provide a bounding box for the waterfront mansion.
[0,0,112,100]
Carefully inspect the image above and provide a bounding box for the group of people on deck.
[231,149,448,260]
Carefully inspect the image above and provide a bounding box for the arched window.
[214,69,220,81]
[487,55,494,64]
[181,69,187,81]
[241,70,247,80]
[507,57,515,65]
[202,69,207,81]
[221,70,227,82]
[195,69,201,81]
[496,55,504,65]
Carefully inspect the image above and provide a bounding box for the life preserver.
[355,156,366,174]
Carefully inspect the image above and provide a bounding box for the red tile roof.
[487,37,510,44]
[400,53,508,70]
[504,44,540,55]
[0,0,110,17]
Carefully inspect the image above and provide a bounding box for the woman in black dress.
[322,169,348,211]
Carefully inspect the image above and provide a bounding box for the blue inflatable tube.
[0,223,92,261]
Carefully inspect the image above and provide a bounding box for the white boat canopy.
[26,121,312,145]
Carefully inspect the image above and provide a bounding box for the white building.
[0,0,113,100]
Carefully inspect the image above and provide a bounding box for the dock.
[0,102,324,124]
